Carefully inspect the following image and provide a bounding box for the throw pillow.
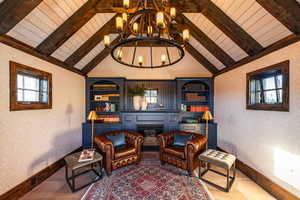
[173,133,192,147]
[107,133,126,147]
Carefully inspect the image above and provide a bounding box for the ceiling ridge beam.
[256,0,300,34]
[0,0,43,35]
[176,14,235,68]
[0,35,85,76]
[36,0,102,56]
[82,36,121,74]
[215,34,300,76]
[198,0,263,56]
[65,14,117,67]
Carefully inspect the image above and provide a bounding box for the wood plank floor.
[20,159,276,200]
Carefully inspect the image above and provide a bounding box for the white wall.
[88,51,212,79]
[215,41,300,197]
[0,43,85,195]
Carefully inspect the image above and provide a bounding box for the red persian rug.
[81,152,214,200]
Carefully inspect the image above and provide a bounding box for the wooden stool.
[198,149,236,192]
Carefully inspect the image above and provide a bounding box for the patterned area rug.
[81,152,214,200]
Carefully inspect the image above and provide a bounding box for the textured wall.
[0,43,85,195]
[88,51,212,79]
[215,41,300,197]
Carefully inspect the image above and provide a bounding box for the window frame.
[246,60,289,112]
[144,89,158,104]
[10,61,52,111]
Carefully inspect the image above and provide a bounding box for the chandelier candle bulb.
[147,25,153,35]
[161,54,166,64]
[133,22,139,33]
[170,7,176,18]
[116,17,123,31]
[104,35,110,46]
[122,12,128,22]
[117,50,123,60]
[138,56,143,66]
[156,11,164,28]
[183,29,190,41]
[123,0,129,9]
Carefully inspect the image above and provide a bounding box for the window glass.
[264,90,277,104]
[262,77,275,90]
[144,89,158,104]
[276,75,282,88]
[24,75,39,90]
[278,89,282,103]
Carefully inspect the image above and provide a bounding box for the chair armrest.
[158,132,174,149]
[186,135,207,154]
[94,135,115,156]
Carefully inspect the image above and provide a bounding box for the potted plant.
[128,84,146,110]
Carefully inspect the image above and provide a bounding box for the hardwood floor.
[20,165,276,200]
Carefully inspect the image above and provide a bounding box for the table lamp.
[87,110,97,149]
[202,111,213,150]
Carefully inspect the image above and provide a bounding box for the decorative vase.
[141,97,148,111]
[133,96,142,110]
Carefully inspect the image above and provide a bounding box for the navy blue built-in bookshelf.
[82,77,216,149]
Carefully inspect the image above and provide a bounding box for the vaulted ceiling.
[0,0,300,77]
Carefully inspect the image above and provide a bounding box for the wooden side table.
[64,151,103,192]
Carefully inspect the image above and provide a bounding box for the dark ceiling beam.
[0,35,85,76]
[216,34,300,76]
[36,0,103,56]
[198,0,263,56]
[82,36,121,74]
[256,0,300,34]
[185,43,219,74]
[175,14,235,68]
[65,15,117,66]
[0,0,43,35]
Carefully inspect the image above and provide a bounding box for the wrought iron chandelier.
[103,0,190,68]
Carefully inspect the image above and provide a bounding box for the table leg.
[71,170,75,192]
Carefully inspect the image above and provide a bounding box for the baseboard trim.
[217,147,299,200]
[0,147,82,200]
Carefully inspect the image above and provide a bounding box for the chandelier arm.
[150,45,153,68]
[152,0,160,11]
[140,12,145,37]
[132,44,137,65]
[165,46,171,64]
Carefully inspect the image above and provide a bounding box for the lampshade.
[87,110,97,120]
[202,111,213,120]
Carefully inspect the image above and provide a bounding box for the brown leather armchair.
[94,130,143,175]
[158,131,207,175]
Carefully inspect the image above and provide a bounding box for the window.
[10,61,52,111]
[144,89,158,104]
[246,60,289,111]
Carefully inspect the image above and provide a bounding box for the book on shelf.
[185,93,206,102]
[93,84,117,91]
[189,106,209,112]
[78,149,95,162]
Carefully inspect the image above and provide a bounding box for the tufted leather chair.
[158,131,207,175]
[94,130,144,175]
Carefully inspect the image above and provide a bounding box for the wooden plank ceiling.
[0,0,300,77]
